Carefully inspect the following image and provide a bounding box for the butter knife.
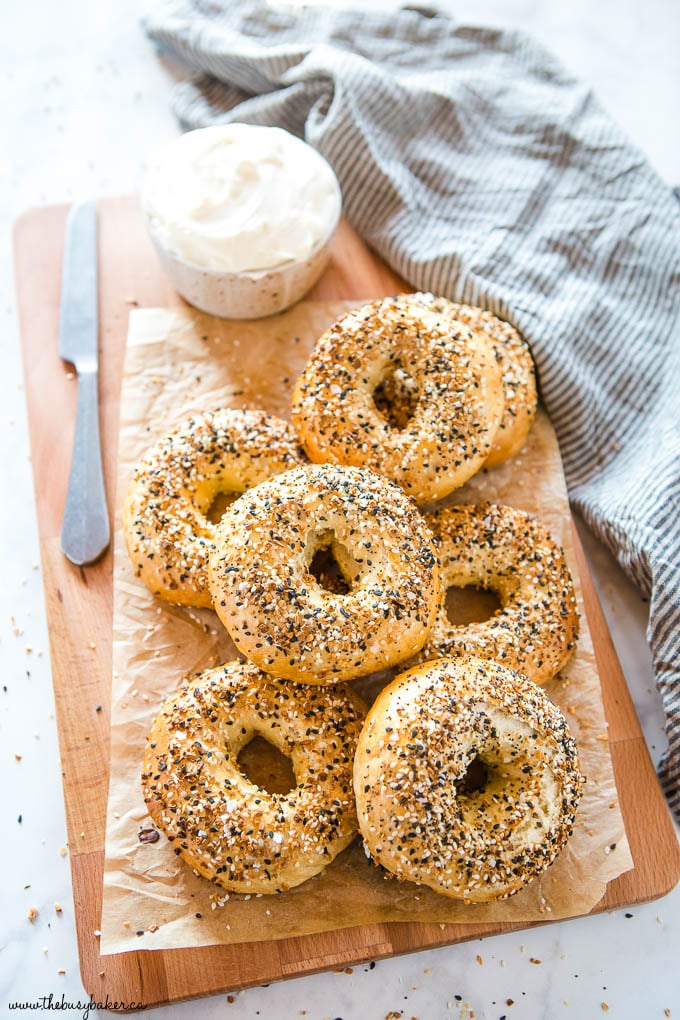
[59,201,110,565]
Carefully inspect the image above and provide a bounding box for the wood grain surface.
[13,197,680,1010]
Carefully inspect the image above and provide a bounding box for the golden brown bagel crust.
[142,660,366,894]
[415,503,579,685]
[414,295,537,466]
[123,408,306,607]
[354,656,583,902]
[291,294,504,503]
[208,463,441,684]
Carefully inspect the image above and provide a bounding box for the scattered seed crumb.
[54,903,62,914]
[59,846,67,857]
[138,827,160,844]
[15,753,22,761]
[123,921,130,928]
[476,954,483,965]
[149,924,159,933]
[601,1004,609,1012]
[57,969,66,975]
[42,947,48,954]
[28,906,38,923]
[94,929,101,937]
[88,641,96,650]
[530,958,542,965]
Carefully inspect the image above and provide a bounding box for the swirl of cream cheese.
[142,124,342,273]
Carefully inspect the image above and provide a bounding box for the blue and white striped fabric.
[144,0,680,819]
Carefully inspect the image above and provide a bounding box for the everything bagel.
[123,408,305,607]
[415,503,579,685]
[142,660,366,894]
[354,656,583,902]
[208,463,441,683]
[413,294,537,466]
[291,294,504,503]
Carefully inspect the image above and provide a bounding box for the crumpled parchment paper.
[99,303,632,955]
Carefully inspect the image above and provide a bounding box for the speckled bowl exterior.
[145,215,338,320]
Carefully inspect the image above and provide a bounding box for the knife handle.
[61,369,110,566]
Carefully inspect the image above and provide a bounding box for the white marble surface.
[1,1,679,1017]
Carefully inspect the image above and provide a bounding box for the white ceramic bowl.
[145,212,338,320]
[141,125,342,319]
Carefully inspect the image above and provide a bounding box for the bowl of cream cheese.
[141,124,342,319]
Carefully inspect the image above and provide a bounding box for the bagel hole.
[309,546,351,595]
[373,367,419,430]
[307,529,359,595]
[445,585,501,625]
[206,490,240,524]
[456,755,489,796]
[237,736,296,795]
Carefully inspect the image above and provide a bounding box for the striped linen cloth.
[144,0,680,819]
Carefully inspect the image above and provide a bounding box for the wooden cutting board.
[13,197,680,1009]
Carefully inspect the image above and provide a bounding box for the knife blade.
[58,201,110,566]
